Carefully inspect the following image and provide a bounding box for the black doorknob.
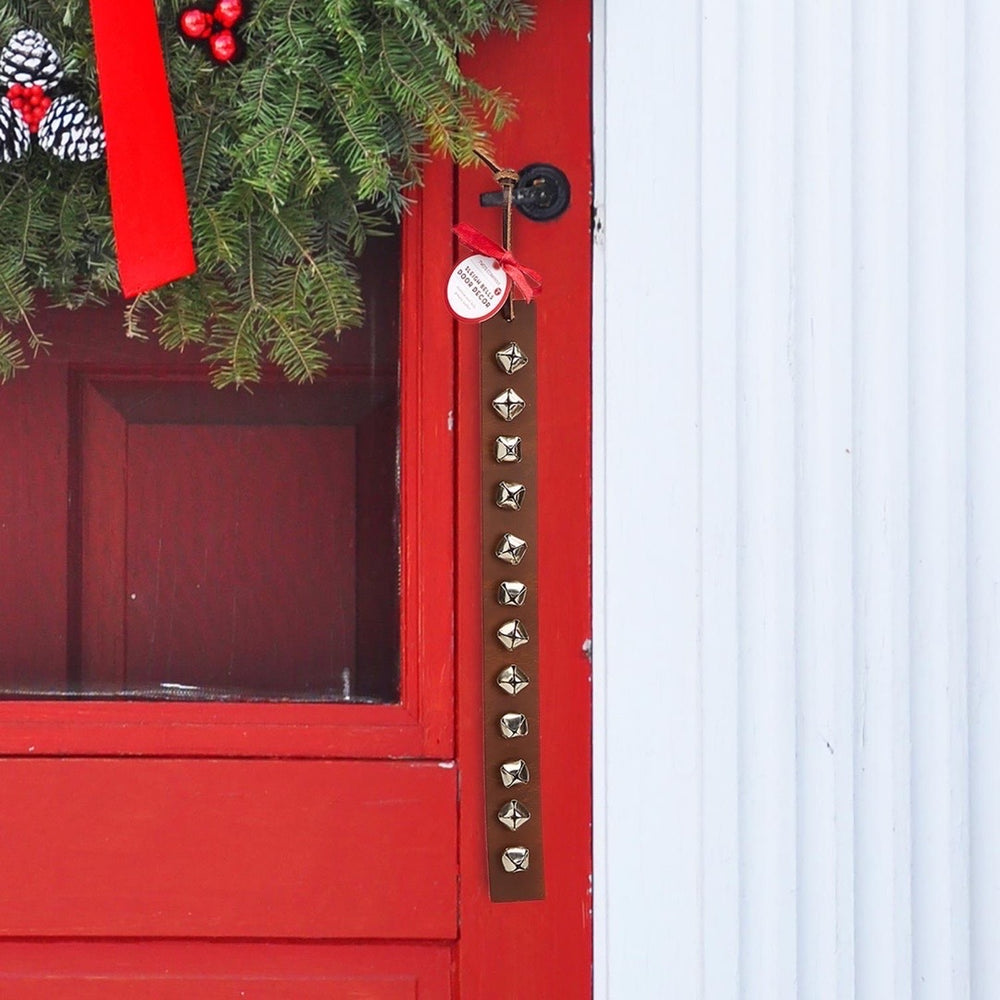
[480,163,571,222]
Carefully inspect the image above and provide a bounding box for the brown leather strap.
[481,302,544,902]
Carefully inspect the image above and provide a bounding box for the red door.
[0,2,590,996]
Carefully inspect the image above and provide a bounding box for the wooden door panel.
[77,374,388,698]
[0,759,457,939]
[0,943,451,999]
[0,977,424,999]
[124,423,356,693]
[0,982,419,999]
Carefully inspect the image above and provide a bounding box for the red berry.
[214,0,244,28]
[180,9,213,39]
[209,29,238,62]
[7,85,50,130]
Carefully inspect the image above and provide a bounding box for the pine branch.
[0,0,534,385]
[0,328,26,382]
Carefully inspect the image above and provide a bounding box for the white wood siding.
[594,1,1000,996]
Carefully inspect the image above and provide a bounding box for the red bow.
[91,0,196,297]
[453,223,543,303]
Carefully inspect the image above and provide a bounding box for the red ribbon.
[453,223,542,302]
[91,0,196,297]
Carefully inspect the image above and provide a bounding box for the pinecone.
[36,95,104,163]
[0,29,64,90]
[0,99,30,163]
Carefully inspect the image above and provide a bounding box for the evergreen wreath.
[0,0,533,386]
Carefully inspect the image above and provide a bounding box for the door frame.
[454,2,594,994]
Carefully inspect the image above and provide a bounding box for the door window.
[0,235,401,703]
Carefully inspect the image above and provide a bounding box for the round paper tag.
[446,254,511,323]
